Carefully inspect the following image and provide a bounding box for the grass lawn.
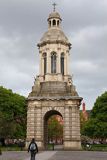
[82,144,107,151]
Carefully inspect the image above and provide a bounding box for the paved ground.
[0,151,29,160]
[0,151,57,160]
[0,151,107,160]
[25,151,57,160]
[48,151,107,160]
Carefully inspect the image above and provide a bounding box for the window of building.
[61,53,64,75]
[53,19,56,26]
[51,52,57,73]
[57,20,59,26]
[49,20,51,27]
[43,53,47,74]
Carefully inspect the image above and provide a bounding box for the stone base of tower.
[26,139,45,150]
[63,141,81,150]
[27,80,83,151]
[26,139,81,151]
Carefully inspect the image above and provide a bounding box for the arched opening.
[53,19,56,26]
[44,110,63,150]
[43,53,47,74]
[49,20,51,27]
[57,20,59,26]
[61,53,64,75]
[51,52,57,73]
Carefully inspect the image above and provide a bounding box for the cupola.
[48,12,62,28]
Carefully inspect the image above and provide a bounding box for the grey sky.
[0,0,107,109]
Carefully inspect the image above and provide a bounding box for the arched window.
[51,52,57,73]
[61,53,64,75]
[43,53,47,74]
[57,20,59,26]
[53,19,56,26]
[49,20,51,27]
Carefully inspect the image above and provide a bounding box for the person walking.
[28,138,38,160]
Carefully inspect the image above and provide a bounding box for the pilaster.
[64,107,71,141]
[66,51,69,75]
[39,51,42,75]
[64,54,67,75]
[57,51,61,74]
[47,51,51,74]
[27,104,35,140]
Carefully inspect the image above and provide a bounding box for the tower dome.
[38,28,71,47]
[38,11,71,48]
[48,12,62,20]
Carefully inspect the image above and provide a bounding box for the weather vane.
[52,3,57,12]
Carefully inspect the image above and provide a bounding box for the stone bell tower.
[27,5,82,150]
[38,8,71,83]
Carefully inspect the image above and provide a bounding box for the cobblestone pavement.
[0,151,107,160]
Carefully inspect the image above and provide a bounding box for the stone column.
[57,52,61,74]
[47,51,51,74]
[63,107,71,149]
[64,54,67,75]
[71,105,81,149]
[41,57,44,75]
[66,51,69,75]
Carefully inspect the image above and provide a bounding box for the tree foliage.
[48,115,63,144]
[82,91,107,140]
[0,86,27,139]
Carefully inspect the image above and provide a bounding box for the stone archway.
[27,99,82,150]
[43,109,63,150]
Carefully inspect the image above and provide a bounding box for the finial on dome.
[52,3,57,12]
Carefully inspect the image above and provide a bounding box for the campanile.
[27,5,82,150]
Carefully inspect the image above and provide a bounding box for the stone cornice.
[27,96,83,101]
[37,40,72,49]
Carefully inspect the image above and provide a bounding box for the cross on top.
[52,3,57,12]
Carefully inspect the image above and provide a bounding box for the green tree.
[48,115,63,144]
[0,86,27,139]
[82,91,107,141]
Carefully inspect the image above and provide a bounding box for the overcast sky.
[0,0,107,110]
